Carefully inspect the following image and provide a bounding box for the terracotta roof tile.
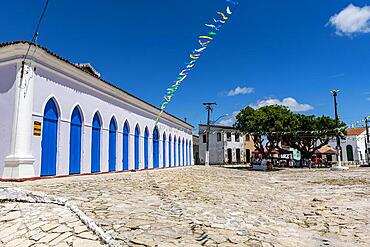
[346,128,366,136]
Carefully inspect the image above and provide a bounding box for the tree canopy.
[234,105,346,160]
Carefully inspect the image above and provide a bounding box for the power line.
[12,0,51,155]
[21,0,50,71]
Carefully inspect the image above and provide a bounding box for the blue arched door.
[169,135,172,167]
[123,122,129,170]
[135,125,140,170]
[109,118,117,172]
[185,140,188,166]
[163,133,166,167]
[178,138,181,166]
[91,113,101,173]
[182,139,185,166]
[41,99,59,176]
[69,107,83,175]
[144,128,149,169]
[153,128,159,169]
[174,137,177,166]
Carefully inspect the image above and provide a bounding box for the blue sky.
[1,0,370,129]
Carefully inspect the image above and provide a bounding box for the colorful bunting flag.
[155,0,239,124]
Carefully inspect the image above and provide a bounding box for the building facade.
[328,128,369,163]
[192,135,200,165]
[198,125,244,165]
[243,134,255,163]
[0,41,193,179]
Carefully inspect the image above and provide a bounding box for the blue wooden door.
[109,118,117,172]
[182,140,185,166]
[153,128,159,168]
[169,135,172,167]
[162,133,166,167]
[123,122,129,170]
[41,99,58,176]
[185,141,188,166]
[91,113,101,173]
[174,137,177,166]
[69,107,82,175]
[144,128,149,169]
[178,139,181,166]
[135,126,140,170]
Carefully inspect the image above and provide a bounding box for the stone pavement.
[0,202,104,247]
[1,166,370,246]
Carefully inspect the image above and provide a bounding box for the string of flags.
[349,116,370,128]
[155,0,239,124]
[198,127,347,136]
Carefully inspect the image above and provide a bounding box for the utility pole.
[203,102,216,166]
[330,89,348,170]
[365,117,370,166]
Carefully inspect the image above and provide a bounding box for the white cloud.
[249,97,314,112]
[218,111,239,126]
[227,86,254,96]
[329,4,370,36]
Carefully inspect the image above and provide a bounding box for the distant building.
[199,124,244,165]
[328,127,369,163]
[243,134,255,163]
[192,135,200,165]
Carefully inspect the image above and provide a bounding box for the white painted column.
[159,138,163,168]
[140,134,144,169]
[4,62,36,178]
[117,131,123,171]
[101,129,109,172]
[128,133,135,170]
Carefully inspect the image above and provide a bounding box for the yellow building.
[243,134,256,163]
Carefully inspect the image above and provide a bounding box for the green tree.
[282,114,346,161]
[235,105,294,159]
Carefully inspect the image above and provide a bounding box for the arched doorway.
[109,118,117,172]
[169,135,172,167]
[346,145,354,162]
[135,125,140,170]
[41,98,59,176]
[182,139,185,166]
[153,127,159,169]
[91,112,101,173]
[186,140,189,166]
[69,106,83,175]
[246,149,251,164]
[174,136,177,166]
[123,121,130,170]
[144,127,149,169]
[163,132,167,167]
[178,137,181,166]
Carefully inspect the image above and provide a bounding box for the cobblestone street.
[1,166,370,246]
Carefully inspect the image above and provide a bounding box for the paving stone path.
[0,202,105,247]
[1,166,370,246]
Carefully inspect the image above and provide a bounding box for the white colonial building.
[328,127,369,163]
[0,41,193,179]
[199,124,244,165]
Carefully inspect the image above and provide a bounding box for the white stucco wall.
[0,43,193,178]
[199,125,244,165]
[328,133,367,162]
[0,63,17,176]
[29,68,192,177]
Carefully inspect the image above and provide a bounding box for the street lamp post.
[203,102,217,166]
[365,117,370,166]
[330,89,349,171]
